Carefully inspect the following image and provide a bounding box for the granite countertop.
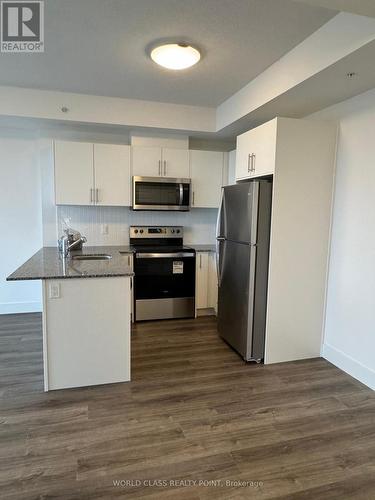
[190,244,216,252]
[7,246,134,281]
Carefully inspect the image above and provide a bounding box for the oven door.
[134,252,196,321]
[133,176,190,211]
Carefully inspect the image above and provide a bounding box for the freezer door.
[218,240,256,359]
[221,183,259,244]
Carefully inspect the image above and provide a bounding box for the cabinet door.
[162,148,190,178]
[54,141,94,205]
[235,119,277,180]
[94,144,131,206]
[190,150,224,208]
[249,119,277,178]
[43,277,130,390]
[196,252,209,309]
[131,146,162,177]
[236,133,253,180]
[226,150,236,185]
[207,252,218,313]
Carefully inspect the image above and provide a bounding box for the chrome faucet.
[58,229,87,258]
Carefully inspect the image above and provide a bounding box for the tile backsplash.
[57,206,218,246]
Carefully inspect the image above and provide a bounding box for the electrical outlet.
[101,224,109,235]
[49,283,60,299]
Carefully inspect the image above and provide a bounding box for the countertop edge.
[7,272,134,281]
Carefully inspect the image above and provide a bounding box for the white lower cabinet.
[207,253,218,312]
[195,251,218,315]
[127,253,134,323]
[43,277,131,390]
[196,252,209,309]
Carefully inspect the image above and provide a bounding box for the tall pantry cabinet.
[235,117,337,364]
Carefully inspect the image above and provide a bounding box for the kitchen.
[1,0,375,498]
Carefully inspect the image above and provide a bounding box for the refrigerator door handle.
[216,187,225,287]
[215,239,223,287]
[215,187,225,240]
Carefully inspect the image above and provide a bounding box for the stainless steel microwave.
[132,176,191,211]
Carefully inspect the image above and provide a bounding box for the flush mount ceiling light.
[150,43,201,70]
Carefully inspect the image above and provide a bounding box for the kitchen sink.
[71,254,112,261]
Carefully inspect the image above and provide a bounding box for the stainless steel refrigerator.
[216,180,272,362]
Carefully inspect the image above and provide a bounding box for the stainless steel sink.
[71,254,112,261]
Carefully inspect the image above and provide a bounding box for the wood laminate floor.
[0,313,374,499]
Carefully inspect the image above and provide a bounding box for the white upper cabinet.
[54,141,131,206]
[132,146,189,178]
[131,146,162,177]
[190,150,224,208]
[94,144,131,206]
[236,118,277,180]
[162,148,189,178]
[54,141,94,205]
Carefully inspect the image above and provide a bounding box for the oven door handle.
[136,252,195,259]
[179,183,184,206]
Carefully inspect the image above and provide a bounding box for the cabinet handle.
[164,160,167,176]
[90,188,94,203]
[251,153,256,172]
[127,255,130,266]
[192,191,195,206]
[95,188,99,203]
[158,160,161,176]
[247,154,251,173]
[199,254,202,268]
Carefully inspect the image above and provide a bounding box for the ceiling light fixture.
[150,43,201,70]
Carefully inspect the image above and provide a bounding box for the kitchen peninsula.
[7,246,133,391]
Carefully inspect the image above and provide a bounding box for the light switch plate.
[49,283,60,299]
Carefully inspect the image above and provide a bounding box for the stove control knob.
[176,229,180,234]
[140,229,144,234]
[171,229,175,234]
[134,229,138,234]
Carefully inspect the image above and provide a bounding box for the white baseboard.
[322,343,375,391]
[0,301,42,315]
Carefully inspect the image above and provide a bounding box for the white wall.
[308,88,375,390]
[0,131,42,314]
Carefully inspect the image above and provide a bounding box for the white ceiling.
[0,0,336,107]
[217,39,375,138]
[293,0,375,18]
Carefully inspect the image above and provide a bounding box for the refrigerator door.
[218,239,257,360]
[221,183,258,244]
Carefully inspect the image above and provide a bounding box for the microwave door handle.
[179,183,184,205]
